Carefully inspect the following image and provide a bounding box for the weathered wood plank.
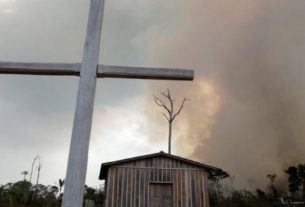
[84,199,95,207]
[0,62,80,76]
[104,156,211,207]
[203,171,210,207]
[113,166,202,171]
[0,62,194,80]
[98,65,194,80]
[61,0,105,206]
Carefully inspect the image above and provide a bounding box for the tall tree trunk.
[36,170,40,186]
[35,164,42,191]
[30,160,35,183]
[30,156,38,183]
[168,121,172,154]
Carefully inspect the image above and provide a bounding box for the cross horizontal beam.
[0,61,194,80]
[98,65,194,80]
[0,62,80,76]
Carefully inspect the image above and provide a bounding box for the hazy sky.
[1,0,305,190]
[0,0,174,187]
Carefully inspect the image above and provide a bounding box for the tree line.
[209,164,305,207]
[0,155,104,207]
[1,158,305,206]
[0,180,104,207]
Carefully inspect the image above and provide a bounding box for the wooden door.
[149,183,173,207]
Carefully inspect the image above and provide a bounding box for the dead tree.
[154,89,188,154]
[35,158,43,190]
[29,155,39,183]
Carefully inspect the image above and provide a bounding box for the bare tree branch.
[160,89,175,102]
[153,95,164,106]
[153,89,189,154]
[153,94,171,113]
[162,112,170,121]
[160,91,169,99]
[172,97,189,121]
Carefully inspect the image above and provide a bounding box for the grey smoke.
[141,0,305,187]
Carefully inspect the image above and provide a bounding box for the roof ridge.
[99,151,228,180]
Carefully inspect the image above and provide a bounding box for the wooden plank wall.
[104,157,209,207]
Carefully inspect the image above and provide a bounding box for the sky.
[1,0,305,191]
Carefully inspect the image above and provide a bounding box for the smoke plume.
[134,0,305,187]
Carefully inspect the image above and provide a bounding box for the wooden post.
[84,200,95,207]
[61,0,104,207]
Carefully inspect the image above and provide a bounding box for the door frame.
[148,182,174,207]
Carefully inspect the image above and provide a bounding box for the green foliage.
[58,179,64,195]
[83,185,105,206]
[266,174,279,200]
[0,180,104,207]
[285,164,305,199]
[8,181,33,206]
[209,187,282,207]
[208,164,305,207]
[209,175,287,207]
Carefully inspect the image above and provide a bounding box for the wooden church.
[99,151,228,207]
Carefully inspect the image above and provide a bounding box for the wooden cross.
[0,0,194,206]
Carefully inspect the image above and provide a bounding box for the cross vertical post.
[61,0,104,206]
